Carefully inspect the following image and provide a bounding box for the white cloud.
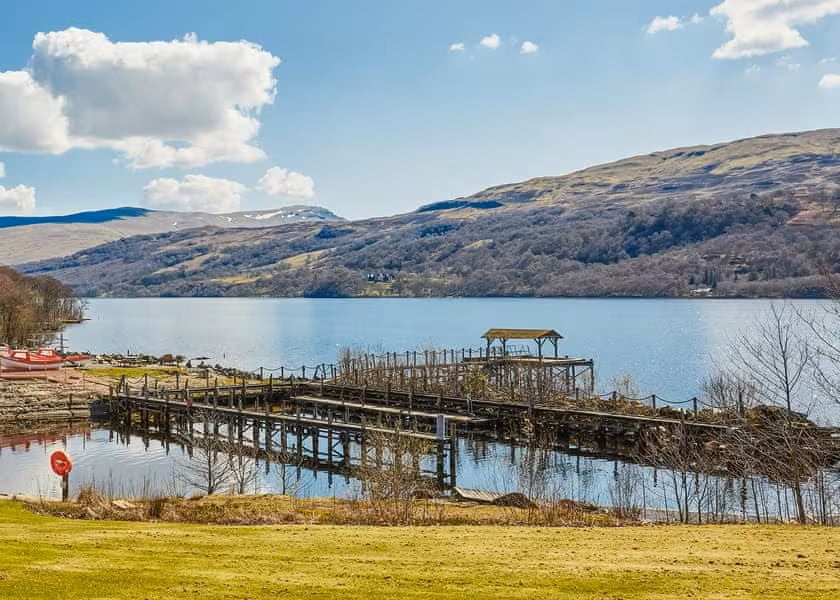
[480,33,501,49]
[520,41,539,54]
[0,163,4,178]
[647,15,683,34]
[257,167,315,198]
[775,54,801,70]
[821,56,837,63]
[819,73,840,87]
[449,42,465,52]
[711,0,840,59]
[0,184,36,215]
[690,13,705,24]
[0,28,280,168]
[0,70,70,153]
[143,174,247,213]
[745,63,762,75]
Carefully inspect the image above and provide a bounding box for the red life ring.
[50,450,73,477]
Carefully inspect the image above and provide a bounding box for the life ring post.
[49,450,73,501]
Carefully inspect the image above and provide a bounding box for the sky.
[3,1,840,220]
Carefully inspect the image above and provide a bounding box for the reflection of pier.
[111,372,733,491]
[112,379,464,488]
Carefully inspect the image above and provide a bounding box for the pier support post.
[448,422,458,487]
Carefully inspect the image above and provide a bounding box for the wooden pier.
[111,378,465,488]
[109,373,735,490]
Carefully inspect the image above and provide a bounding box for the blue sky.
[2,1,840,219]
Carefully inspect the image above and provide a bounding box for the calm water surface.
[67,297,814,401]
[2,297,830,500]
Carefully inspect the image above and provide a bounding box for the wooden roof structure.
[481,328,563,357]
[482,328,563,341]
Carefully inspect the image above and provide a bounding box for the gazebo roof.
[481,328,563,341]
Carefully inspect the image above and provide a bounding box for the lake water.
[66,297,818,401]
[2,297,834,507]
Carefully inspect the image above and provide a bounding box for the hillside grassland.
[0,501,838,599]
[17,129,840,298]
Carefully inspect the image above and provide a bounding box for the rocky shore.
[0,377,103,430]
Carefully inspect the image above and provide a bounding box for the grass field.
[0,501,838,599]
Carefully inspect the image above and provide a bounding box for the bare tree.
[228,450,259,495]
[725,304,827,523]
[702,371,757,416]
[356,432,434,524]
[729,303,811,414]
[179,417,233,496]
[609,463,643,519]
[797,272,840,406]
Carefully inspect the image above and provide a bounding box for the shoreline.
[76,294,833,301]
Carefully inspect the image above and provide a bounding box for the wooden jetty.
[334,329,597,401]
[105,327,840,488]
[111,377,465,487]
[109,372,732,490]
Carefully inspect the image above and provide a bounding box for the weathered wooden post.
[408,383,414,413]
[692,397,698,416]
[448,422,457,487]
[651,394,657,412]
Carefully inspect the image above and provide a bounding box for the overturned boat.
[0,346,90,371]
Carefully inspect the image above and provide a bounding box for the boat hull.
[0,356,64,371]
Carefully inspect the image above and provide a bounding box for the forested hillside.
[22,129,840,298]
[0,267,84,345]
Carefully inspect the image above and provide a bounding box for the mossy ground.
[1,500,838,599]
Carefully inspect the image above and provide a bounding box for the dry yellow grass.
[1,500,838,599]
[282,248,330,267]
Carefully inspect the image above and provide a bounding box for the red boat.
[0,346,90,371]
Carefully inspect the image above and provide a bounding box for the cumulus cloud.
[480,33,501,49]
[520,41,539,54]
[745,64,762,75]
[449,42,465,52]
[143,174,247,213]
[690,13,705,24]
[0,184,36,215]
[711,0,840,59]
[0,28,280,168]
[257,167,315,198]
[647,15,683,34]
[819,73,840,88]
[0,70,70,153]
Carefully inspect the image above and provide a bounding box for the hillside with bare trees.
[0,267,85,346]
[19,129,840,298]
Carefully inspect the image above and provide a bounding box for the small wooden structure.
[482,328,563,358]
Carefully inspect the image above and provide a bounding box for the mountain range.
[0,206,341,266]
[14,129,840,298]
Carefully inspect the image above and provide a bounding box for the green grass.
[1,501,838,599]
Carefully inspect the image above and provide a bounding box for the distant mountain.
[20,129,840,298]
[0,206,342,265]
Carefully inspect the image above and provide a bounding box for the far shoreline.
[77,294,833,301]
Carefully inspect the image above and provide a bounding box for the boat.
[0,347,91,371]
